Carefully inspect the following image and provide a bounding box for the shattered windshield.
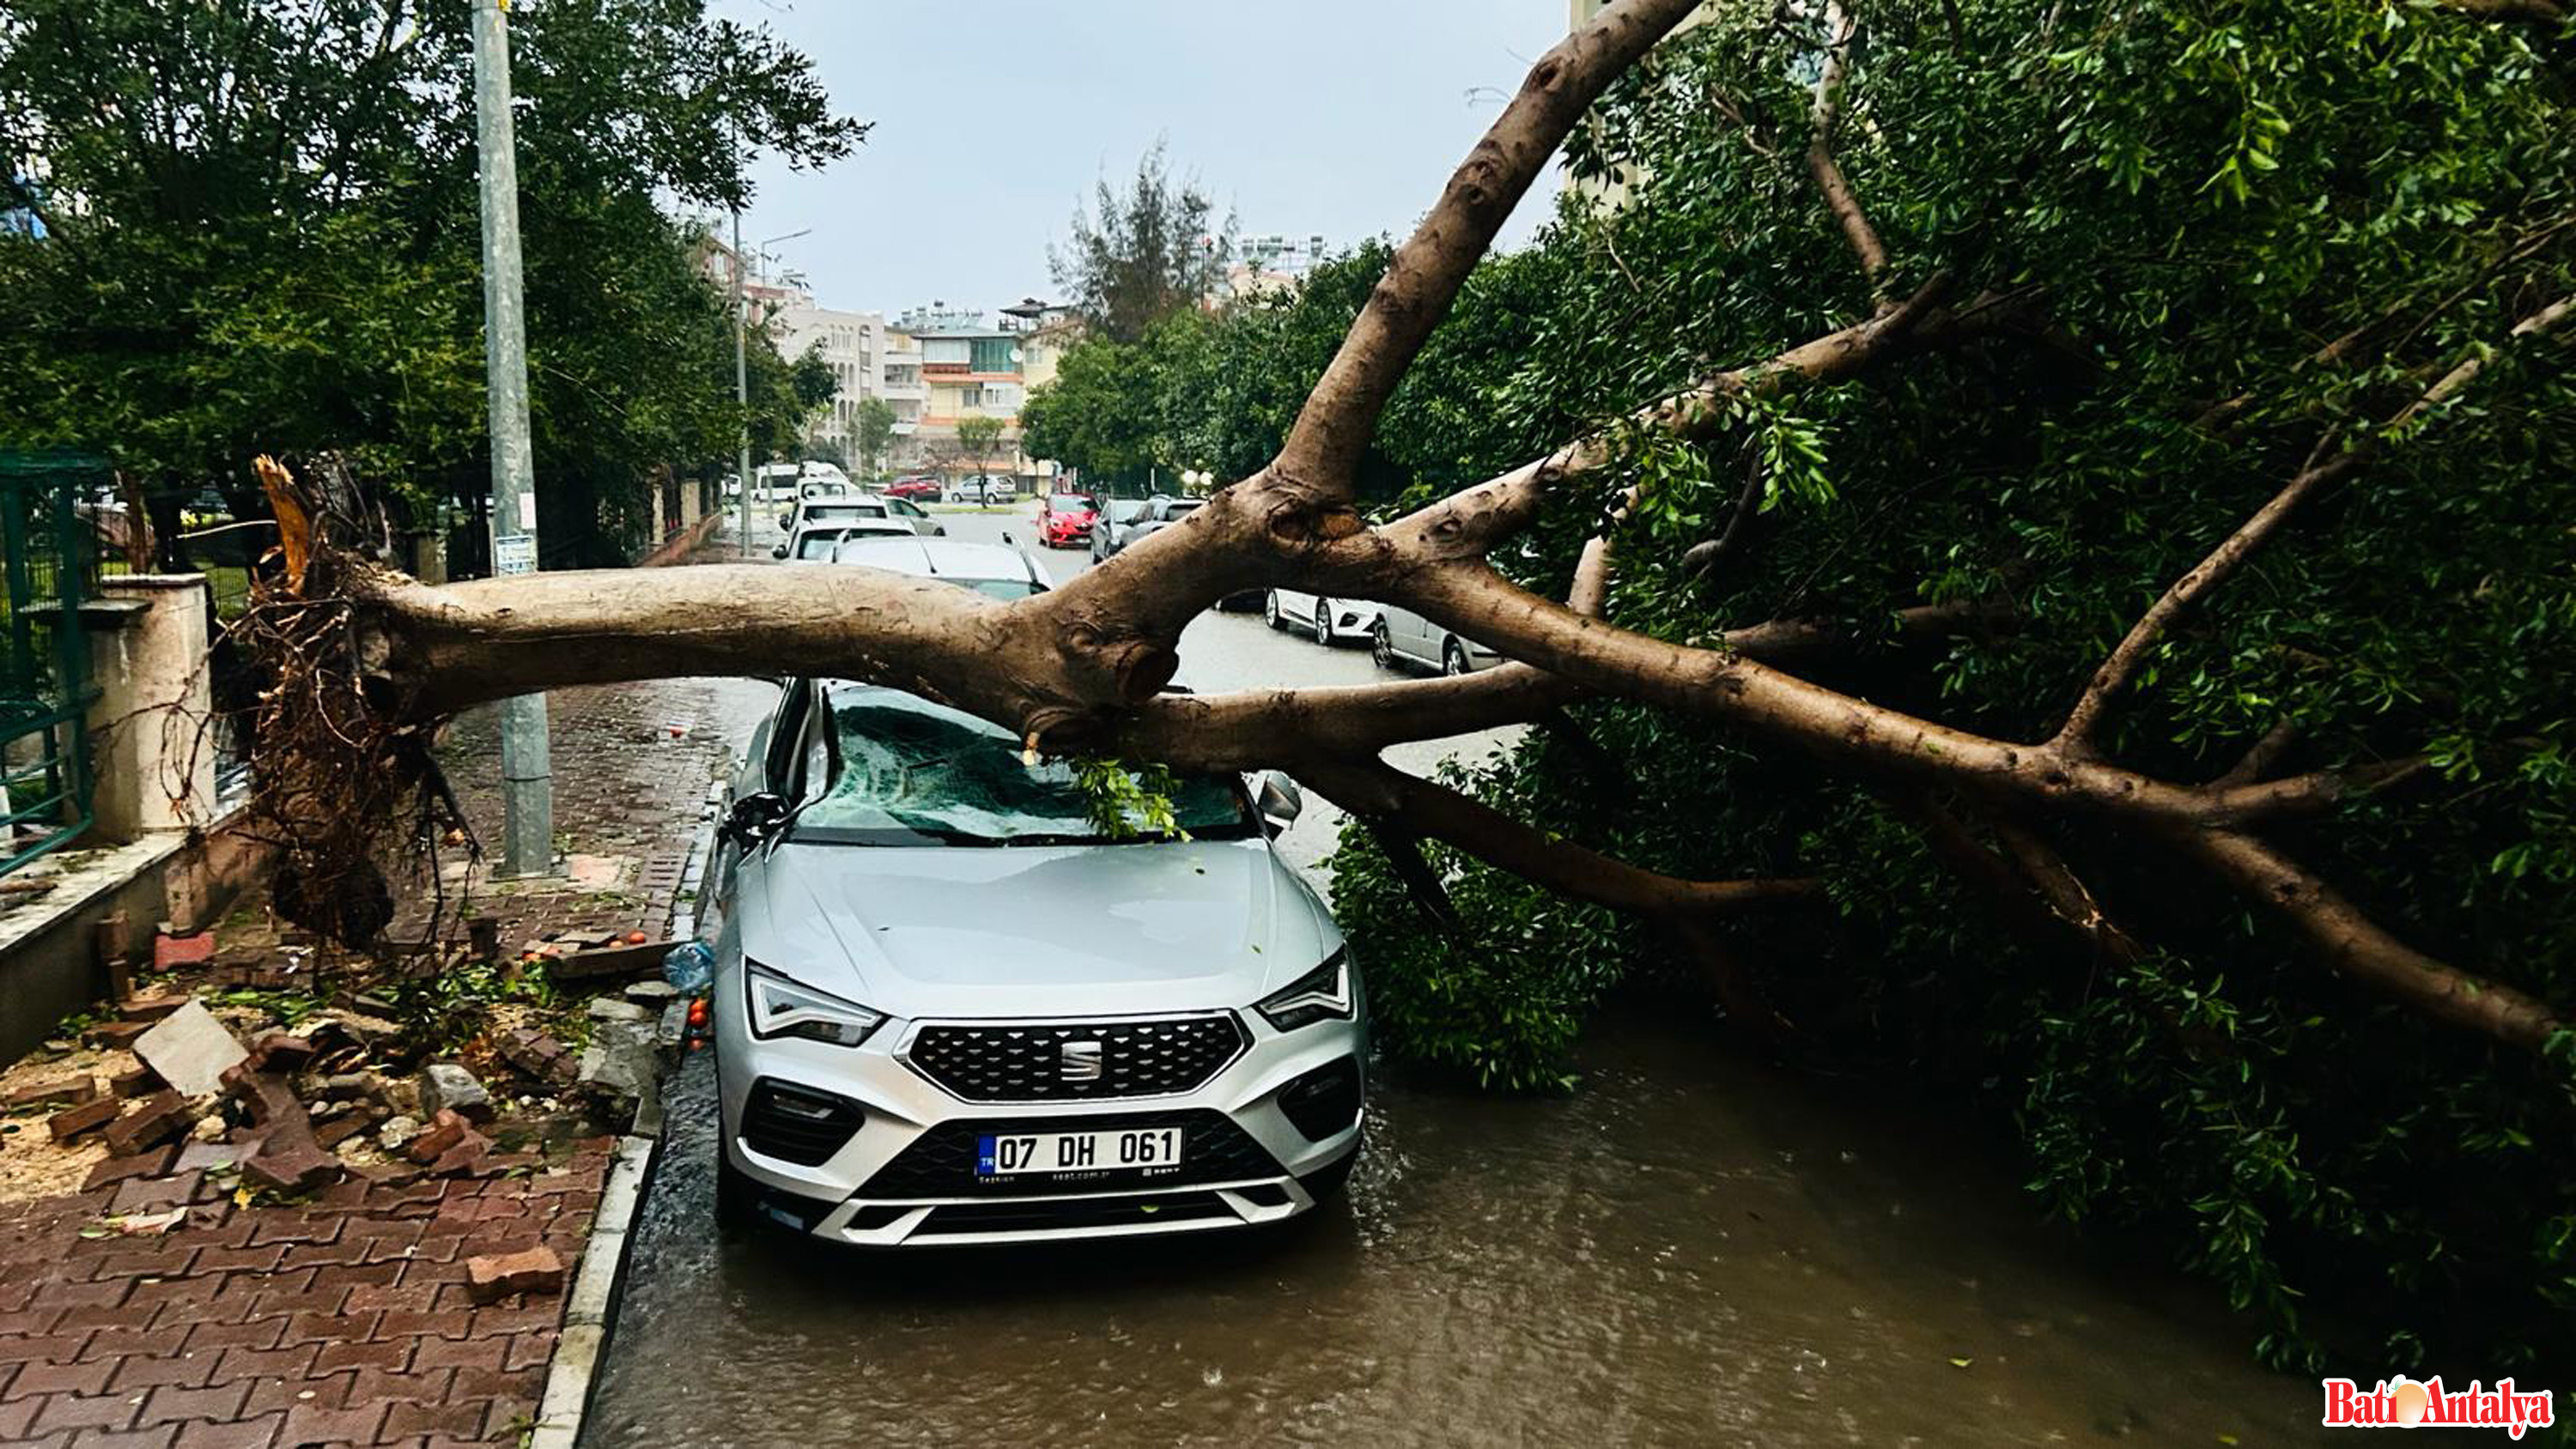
[793,687,1254,845]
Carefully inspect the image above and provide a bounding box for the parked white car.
[1266,589,1383,647]
[709,539,1364,1246]
[1371,604,1504,675]
[777,518,914,561]
[778,494,945,539]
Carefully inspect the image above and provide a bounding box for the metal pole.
[471,0,554,878]
[734,209,753,559]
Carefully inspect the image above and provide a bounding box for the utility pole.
[471,0,554,877]
[733,209,752,559]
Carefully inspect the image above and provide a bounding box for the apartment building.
[889,299,1077,488]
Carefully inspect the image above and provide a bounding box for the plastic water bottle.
[661,940,714,995]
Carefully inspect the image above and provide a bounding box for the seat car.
[778,518,914,561]
[1266,589,1383,647]
[1036,490,1097,549]
[709,543,1367,1247]
[1370,604,1504,675]
[1091,498,1151,563]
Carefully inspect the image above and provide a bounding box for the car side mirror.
[776,512,793,529]
[1254,772,1303,834]
[720,791,793,849]
[770,543,788,560]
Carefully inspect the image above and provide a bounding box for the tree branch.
[1297,759,1823,920]
[1807,0,1892,300]
[2178,829,2567,1052]
[1270,0,1710,501]
[2056,294,2575,755]
[1382,271,1964,561]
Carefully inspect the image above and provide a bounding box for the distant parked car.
[1116,495,1202,550]
[1091,498,1151,563]
[1371,604,1502,675]
[883,476,940,501]
[1267,589,1382,647]
[776,517,914,561]
[942,478,1009,505]
[779,496,943,538]
[1036,491,1097,549]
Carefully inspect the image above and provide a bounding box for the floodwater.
[588,1022,2324,1448]
[584,506,2327,1446]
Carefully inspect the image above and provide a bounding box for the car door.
[1396,605,1434,664]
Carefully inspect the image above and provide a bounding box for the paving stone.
[133,1003,247,1099]
[242,1034,315,1076]
[148,932,216,972]
[119,987,195,1019]
[4,1075,100,1112]
[50,1096,121,1143]
[86,1022,153,1050]
[101,1094,193,1155]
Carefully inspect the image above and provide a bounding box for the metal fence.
[0,451,102,876]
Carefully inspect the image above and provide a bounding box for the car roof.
[831,536,1044,585]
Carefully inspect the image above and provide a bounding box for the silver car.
[1371,604,1504,675]
[709,543,1368,1246]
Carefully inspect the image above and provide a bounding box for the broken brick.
[243,1112,344,1196]
[102,1091,194,1154]
[222,1064,301,1127]
[120,987,193,1018]
[85,1020,152,1050]
[149,931,215,971]
[82,1145,178,1191]
[463,1246,566,1304]
[546,938,671,983]
[107,1064,156,1096]
[49,1095,120,1143]
[3,1075,98,1112]
[313,1115,368,1149]
[248,1032,319,1073]
[404,1110,471,1165]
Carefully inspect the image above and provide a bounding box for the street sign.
[495,534,537,575]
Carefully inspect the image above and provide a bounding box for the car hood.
[740,835,1337,1019]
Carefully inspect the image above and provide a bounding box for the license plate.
[975,1126,1186,1179]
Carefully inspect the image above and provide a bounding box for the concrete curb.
[528,1131,657,1449]
[527,785,717,1447]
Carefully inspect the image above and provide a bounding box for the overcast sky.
[710,0,1571,318]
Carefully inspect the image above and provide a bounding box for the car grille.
[859,1108,1281,1198]
[905,1015,1248,1103]
[912,1191,1236,1236]
[741,1079,864,1167]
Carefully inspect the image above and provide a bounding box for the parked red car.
[882,476,940,501]
[1037,490,1097,549]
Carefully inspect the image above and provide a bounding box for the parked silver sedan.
[1370,604,1504,675]
[708,542,1368,1246]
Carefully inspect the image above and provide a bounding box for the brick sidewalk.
[0,1145,608,1447]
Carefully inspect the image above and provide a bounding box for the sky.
[711,0,1571,318]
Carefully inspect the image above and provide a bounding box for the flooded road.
[586,505,2324,1446]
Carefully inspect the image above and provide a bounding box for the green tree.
[0,0,861,561]
[851,397,897,480]
[953,415,1006,481]
[1049,142,1232,343]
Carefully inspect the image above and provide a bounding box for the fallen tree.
[243,0,2573,1373]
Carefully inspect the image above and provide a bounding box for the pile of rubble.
[0,925,702,1220]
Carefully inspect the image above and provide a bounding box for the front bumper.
[714,976,1366,1246]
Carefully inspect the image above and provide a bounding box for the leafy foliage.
[1070,0,2576,1375]
[0,0,860,554]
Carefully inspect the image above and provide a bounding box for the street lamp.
[732,221,811,557]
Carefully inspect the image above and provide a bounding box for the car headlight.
[745,961,884,1046]
[1256,949,1354,1032]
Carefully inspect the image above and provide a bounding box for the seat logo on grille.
[1060,1040,1104,1082]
